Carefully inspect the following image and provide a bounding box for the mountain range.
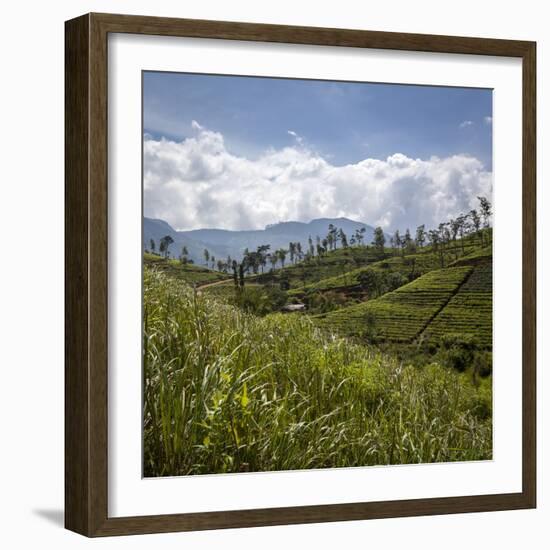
[144,217,380,264]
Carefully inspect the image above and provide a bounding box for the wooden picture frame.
[65,12,536,537]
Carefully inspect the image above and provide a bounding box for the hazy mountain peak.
[144,216,378,264]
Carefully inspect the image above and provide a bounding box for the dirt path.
[196,278,232,290]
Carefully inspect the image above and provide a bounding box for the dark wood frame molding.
[65,12,536,537]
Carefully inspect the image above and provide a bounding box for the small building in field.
[281,303,306,312]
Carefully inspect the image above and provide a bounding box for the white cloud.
[484,116,493,125]
[287,129,304,146]
[459,120,474,129]
[144,125,492,232]
[191,120,203,131]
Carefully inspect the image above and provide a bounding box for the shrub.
[360,311,378,343]
[386,271,408,291]
[279,272,290,291]
[440,333,479,350]
[358,268,382,297]
[232,286,287,315]
[305,290,348,314]
[438,334,479,372]
[474,350,493,378]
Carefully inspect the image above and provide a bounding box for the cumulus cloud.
[459,120,474,129]
[144,125,492,232]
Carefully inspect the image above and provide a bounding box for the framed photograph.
[65,13,536,537]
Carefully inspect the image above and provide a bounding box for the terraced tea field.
[289,242,485,297]
[449,245,492,267]
[315,266,473,343]
[423,264,492,347]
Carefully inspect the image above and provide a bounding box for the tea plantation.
[315,266,473,343]
[423,263,493,347]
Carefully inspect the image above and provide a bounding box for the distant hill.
[144,217,379,265]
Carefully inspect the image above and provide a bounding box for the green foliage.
[437,334,478,372]
[144,253,230,285]
[360,311,378,342]
[425,264,492,347]
[304,290,352,314]
[279,271,290,291]
[372,226,386,255]
[231,285,288,315]
[358,268,383,297]
[256,245,382,289]
[448,243,492,267]
[387,271,408,291]
[293,235,484,298]
[473,350,493,379]
[316,267,473,343]
[159,235,174,258]
[143,268,491,476]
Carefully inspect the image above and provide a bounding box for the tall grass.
[143,267,492,477]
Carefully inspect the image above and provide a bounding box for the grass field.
[143,267,492,476]
[144,253,231,285]
[315,266,473,343]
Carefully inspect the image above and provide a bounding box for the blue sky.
[143,72,493,232]
[143,71,493,170]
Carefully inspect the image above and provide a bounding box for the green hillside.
[288,250,436,296]
[252,246,381,287]
[146,228,493,351]
[143,267,492,476]
[448,245,492,267]
[144,253,231,285]
[200,246,383,303]
[141,189,497,480]
[290,234,489,298]
[315,266,473,342]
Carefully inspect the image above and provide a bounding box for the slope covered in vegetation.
[448,245,492,267]
[252,245,381,287]
[143,267,491,476]
[424,263,493,347]
[290,232,489,297]
[144,253,231,285]
[314,266,473,342]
